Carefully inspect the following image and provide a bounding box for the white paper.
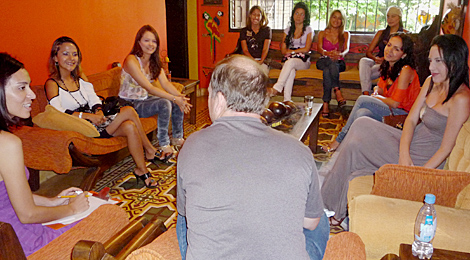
[42,196,119,226]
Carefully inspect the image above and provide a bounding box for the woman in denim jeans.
[120,25,192,160]
[322,33,420,153]
[316,9,350,118]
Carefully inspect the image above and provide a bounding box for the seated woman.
[359,6,407,95]
[120,25,191,159]
[316,9,350,118]
[322,32,419,152]
[267,2,313,101]
[321,34,470,226]
[0,52,89,256]
[239,5,271,73]
[45,37,158,188]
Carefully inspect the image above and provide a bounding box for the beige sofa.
[347,121,470,259]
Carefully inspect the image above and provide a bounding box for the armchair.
[0,205,168,260]
[347,121,470,259]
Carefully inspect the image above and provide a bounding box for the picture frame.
[203,0,223,6]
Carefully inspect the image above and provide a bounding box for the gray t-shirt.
[177,116,323,260]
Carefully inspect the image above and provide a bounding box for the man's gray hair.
[210,55,269,114]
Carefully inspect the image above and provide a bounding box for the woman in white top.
[45,37,158,188]
[267,2,313,102]
[120,25,191,159]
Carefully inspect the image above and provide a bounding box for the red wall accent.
[197,1,239,88]
[463,6,470,67]
[0,0,167,85]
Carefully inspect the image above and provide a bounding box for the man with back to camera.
[176,55,329,259]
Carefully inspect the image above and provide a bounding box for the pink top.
[322,38,344,61]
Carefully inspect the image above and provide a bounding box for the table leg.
[308,111,320,153]
[189,90,197,124]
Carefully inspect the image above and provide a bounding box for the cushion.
[447,121,470,172]
[347,175,374,203]
[32,105,99,137]
[371,164,470,207]
[323,232,366,260]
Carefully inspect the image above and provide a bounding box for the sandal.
[150,145,175,164]
[171,138,185,147]
[329,216,345,227]
[334,88,347,108]
[133,172,158,188]
[321,140,339,153]
[266,88,279,97]
[321,145,336,153]
[322,102,330,118]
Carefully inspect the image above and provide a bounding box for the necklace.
[59,78,88,109]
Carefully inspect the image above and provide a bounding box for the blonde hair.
[326,10,346,51]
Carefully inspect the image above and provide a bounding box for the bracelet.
[79,112,83,119]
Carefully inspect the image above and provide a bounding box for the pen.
[58,191,91,198]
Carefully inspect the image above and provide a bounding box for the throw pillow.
[32,105,99,137]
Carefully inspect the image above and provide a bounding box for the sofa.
[266,31,375,101]
[12,67,159,191]
[347,121,470,259]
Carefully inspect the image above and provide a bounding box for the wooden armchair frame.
[0,216,166,260]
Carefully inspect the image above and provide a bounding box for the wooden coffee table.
[399,243,470,259]
[172,78,199,124]
[269,103,322,153]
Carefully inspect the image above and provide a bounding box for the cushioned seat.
[347,120,470,259]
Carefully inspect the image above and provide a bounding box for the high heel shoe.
[337,99,347,109]
[133,172,157,188]
[171,138,185,147]
[150,145,175,164]
[329,216,345,227]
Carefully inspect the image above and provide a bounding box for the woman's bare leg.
[106,107,157,160]
[108,120,155,187]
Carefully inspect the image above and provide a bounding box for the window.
[229,0,441,33]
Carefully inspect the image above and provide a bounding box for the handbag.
[282,50,310,62]
[382,108,407,130]
[100,96,134,116]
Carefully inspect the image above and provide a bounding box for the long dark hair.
[0,53,24,131]
[379,33,415,82]
[48,36,83,80]
[285,2,311,48]
[130,25,162,80]
[427,34,469,103]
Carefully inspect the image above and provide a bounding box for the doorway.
[165,0,189,78]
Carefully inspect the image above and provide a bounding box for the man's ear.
[213,91,227,115]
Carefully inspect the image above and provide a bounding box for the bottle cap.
[424,194,436,204]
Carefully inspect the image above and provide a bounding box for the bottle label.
[415,216,436,242]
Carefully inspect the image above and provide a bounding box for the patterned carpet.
[93,104,348,230]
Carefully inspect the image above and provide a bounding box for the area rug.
[94,105,347,230]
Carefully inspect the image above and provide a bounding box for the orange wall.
[197,0,239,88]
[0,0,167,86]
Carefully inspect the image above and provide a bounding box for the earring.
[55,61,58,66]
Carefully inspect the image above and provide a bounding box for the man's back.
[177,116,323,260]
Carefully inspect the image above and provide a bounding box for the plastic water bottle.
[412,194,437,259]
